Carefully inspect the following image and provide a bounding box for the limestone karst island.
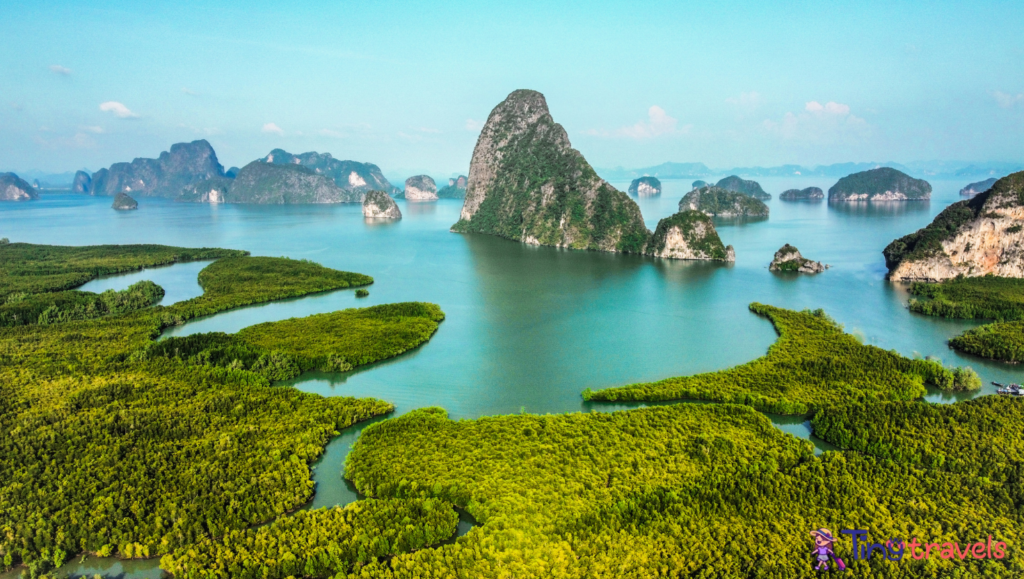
[3,3,1024,578]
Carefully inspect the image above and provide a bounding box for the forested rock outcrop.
[829,167,931,201]
[437,175,468,198]
[679,186,769,218]
[178,162,351,204]
[716,175,771,200]
[0,173,39,201]
[71,170,91,194]
[363,190,402,219]
[884,171,1024,281]
[451,89,651,254]
[647,210,735,261]
[768,244,826,273]
[262,149,397,198]
[779,187,824,201]
[627,176,661,197]
[960,177,998,197]
[88,140,226,197]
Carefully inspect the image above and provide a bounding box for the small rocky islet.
[0,172,39,201]
[362,190,402,219]
[768,244,827,273]
[828,167,931,202]
[111,191,138,210]
[715,175,772,200]
[679,186,769,218]
[401,175,439,201]
[779,187,824,201]
[437,175,468,199]
[627,176,662,197]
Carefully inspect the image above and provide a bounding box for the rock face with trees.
[829,167,931,201]
[362,190,402,219]
[768,244,826,273]
[779,187,824,201]
[647,211,735,261]
[71,170,91,194]
[716,175,771,200]
[87,140,226,198]
[884,171,1024,281]
[261,149,398,198]
[627,176,662,197]
[438,175,468,198]
[679,186,769,218]
[0,173,39,201]
[960,177,998,197]
[451,89,651,255]
[402,175,439,201]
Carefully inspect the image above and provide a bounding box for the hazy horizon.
[2,1,1023,175]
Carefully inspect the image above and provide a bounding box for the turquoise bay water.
[2,178,1021,577]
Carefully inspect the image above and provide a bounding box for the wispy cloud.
[79,125,104,134]
[182,87,199,96]
[465,119,483,132]
[993,91,1024,109]
[99,101,139,118]
[49,65,72,76]
[262,122,284,135]
[585,106,690,139]
[762,100,868,142]
[725,91,764,113]
[319,128,345,138]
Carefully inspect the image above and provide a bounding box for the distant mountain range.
[597,161,1024,181]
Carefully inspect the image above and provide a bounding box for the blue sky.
[2,0,1023,175]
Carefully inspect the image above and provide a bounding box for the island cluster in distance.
[2,89,1024,578]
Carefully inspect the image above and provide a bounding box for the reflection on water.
[78,261,212,306]
[827,199,931,218]
[711,215,770,227]
[403,200,438,215]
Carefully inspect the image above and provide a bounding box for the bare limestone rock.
[404,175,438,201]
[648,210,735,262]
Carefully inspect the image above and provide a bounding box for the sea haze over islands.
[596,161,1024,182]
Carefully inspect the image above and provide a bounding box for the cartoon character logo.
[811,528,847,572]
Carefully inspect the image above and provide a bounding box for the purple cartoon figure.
[811,528,846,572]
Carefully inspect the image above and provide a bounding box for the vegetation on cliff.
[646,210,733,261]
[883,193,985,271]
[0,249,405,573]
[88,140,226,198]
[829,167,931,201]
[584,304,977,412]
[715,175,771,200]
[160,499,458,579]
[451,90,650,254]
[679,186,769,218]
[112,191,138,210]
[779,186,824,200]
[627,176,661,196]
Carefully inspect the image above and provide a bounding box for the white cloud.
[262,122,284,135]
[99,101,139,118]
[725,91,763,112]
[994,91,1024,109]
[586,106,690,140]
[805,101,850,115]
[762,100,868,142]
[49,65,72,75]
[79,125,104,134]
[465,119,482,131]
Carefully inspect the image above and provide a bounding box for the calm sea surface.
[2,176,1021,577]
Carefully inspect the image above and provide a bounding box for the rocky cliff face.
[648,210,734,261]
[779,187,824,201]
[363,190,402,219]
[206,162,351,204]
[628,176,662,197]
[716,176,771,200]
[960,178,998,197]
[403,175,438,201]
[679,186,769,218]
[178,176,233,203]
[829,167,931,202]
[71,171,91,194]
[885,172,1024,281]
[0,173,39,201]
[90,140,225,198]
[769,244,826,273]
[112,192,138,210]
[452,89,650,254]
[437,175,468,199]
[263,149,397,199]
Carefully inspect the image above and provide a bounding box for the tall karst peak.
[452,89,650,254]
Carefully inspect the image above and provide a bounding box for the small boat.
[997,383,1022,396]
